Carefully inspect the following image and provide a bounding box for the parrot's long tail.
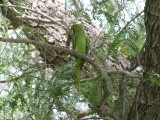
[76,66,81,92]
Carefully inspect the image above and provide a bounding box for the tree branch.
[81,117,110,120]
[89,104,122,120]
[0,4,66,28]
[16,16,61,24]
[117,10,144,35]
[0,63,47,83]
[64,70,136,86]
[63,75,101,87]
[0,37,102,75]
[71,0,81,12]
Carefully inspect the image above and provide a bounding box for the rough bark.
[0,0,102,66]
[128,0,160,120]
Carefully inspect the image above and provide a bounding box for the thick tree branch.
[0,36,136,84]
[16,16,61,24]
[0,4,66,28]
[0,37,102,75]
[89,104,122,120]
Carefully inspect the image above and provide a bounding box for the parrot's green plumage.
[70,24,90,92]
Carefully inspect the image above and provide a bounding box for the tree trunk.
[128,0,160,120]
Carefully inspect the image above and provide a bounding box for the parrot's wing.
[72,34,76,50]
[86,36,90,54]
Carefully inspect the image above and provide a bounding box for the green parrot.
[70,24,90,92]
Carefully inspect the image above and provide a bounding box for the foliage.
[91,0,145,58]
[0,0,146,119]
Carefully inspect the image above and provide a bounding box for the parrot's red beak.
[71,27,74,31]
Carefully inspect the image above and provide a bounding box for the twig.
[117,10,144,35]
[0,43,8,58]
[0,69,21,93]
[91,22,108,47]
[0,63,46,83]
[62,75,102,87]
